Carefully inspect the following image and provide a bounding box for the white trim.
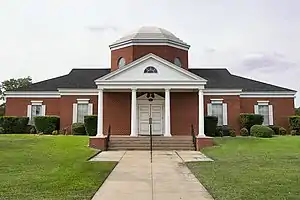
[4,91,60,98]
[95,53,207,83]
[31,100,43,106]
[257,101,269,106]
[88,103,93,115]
[97,89,104,136]
[27,105,32,118]
[77,99,90,104]
[58,89,98,96]
[240,91,296,98]
[72,104,78,123]
[204,89,242,96]
[109,42,190,51]
[269,105,274,125]
[257,100,269,103]
[198,90,205,136]
[211,99,223,104]
[223,103,228,126]
[41,105,46,116]
[254,105,259,114]
[130,89,137,136]
[207,103,212,115]
[164,88,171,137]
[97,84,205,90]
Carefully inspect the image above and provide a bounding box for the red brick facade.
[5,93,295,135]
[111,45,188,71]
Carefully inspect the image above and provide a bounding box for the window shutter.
[207,103,212,115]
[269,105,274,125]
[27,105,32,118]
[223,103,228,125]
[42,105,46,116]
[254,105,259,114]
[88,103,93,115]
[72,103,77,123]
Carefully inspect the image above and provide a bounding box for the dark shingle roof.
[16,68,295,92]
[189,69,295,92]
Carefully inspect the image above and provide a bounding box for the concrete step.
[109,143,195,147]
[108,135,195,151]
[108,146,195,151]
[109,140,194,144]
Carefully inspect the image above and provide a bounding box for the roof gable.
[96,53,206,82]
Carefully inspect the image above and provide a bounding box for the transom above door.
[138,104,163,135]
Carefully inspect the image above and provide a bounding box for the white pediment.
[96,54,206,82]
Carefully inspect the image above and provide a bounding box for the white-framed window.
[117,57,126,68]
[73,99,93,123]
[254,101,273,125]
[144,66,158,73]
[207,99,228,126]
[174,57,182,67]
[27,101,46,124]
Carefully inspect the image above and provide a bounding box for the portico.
[94,53,207,138]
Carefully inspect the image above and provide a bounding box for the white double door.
[138,104,163,135]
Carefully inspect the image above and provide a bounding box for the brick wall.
[59,95,98,130]
[204,95,241,132]
[111,45,188,71]
[5,97,60,117]
[170,92,198,135]
[240,97,295,130]
[103,92,131,135]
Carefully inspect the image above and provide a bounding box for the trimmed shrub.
[289,116,300,132]
[268,125,280,135]
[240,114,264,131]
[215,126,233,137]
[34,116,60,134]
[279,127,287,135]
[204,116,218,137]
[72,123,86,135]
[0,127,4,134]
[250,125,274,138]
[84,115,97,136]
[291,130,299,136]
[230,129,236,137]
[215,126,223,137]
[0,116,29,133]
[240,127,249,136]
[52,130,59,135]
[25,125,36,134]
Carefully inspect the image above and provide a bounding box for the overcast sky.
[0,0,299,106]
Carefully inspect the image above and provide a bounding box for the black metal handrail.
[191,124,197,150]
[106,125,111,150]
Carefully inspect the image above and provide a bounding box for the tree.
[0,77,32,100]
[296,107,300,116]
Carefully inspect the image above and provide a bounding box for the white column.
[97,89,104,137]
[198,89,205,137]
[130,88,137,136]
[164,88,171,136]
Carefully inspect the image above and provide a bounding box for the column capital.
[165,88,171,91]
[131,88,137,91]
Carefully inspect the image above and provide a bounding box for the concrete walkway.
[91,151,213,200]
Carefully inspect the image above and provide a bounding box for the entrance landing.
[91,151,213,200]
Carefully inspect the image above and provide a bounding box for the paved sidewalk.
[92,151,213,200]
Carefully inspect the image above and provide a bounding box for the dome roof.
[109,26,190,49]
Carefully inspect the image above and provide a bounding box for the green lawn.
[188,136,300,200]
[0,135,116,200]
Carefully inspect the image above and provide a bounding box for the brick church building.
[5,26,296,149]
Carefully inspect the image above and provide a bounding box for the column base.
[89,136,108,150]
[196,136,214,151]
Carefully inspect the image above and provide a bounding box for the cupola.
[109,26,190,71]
